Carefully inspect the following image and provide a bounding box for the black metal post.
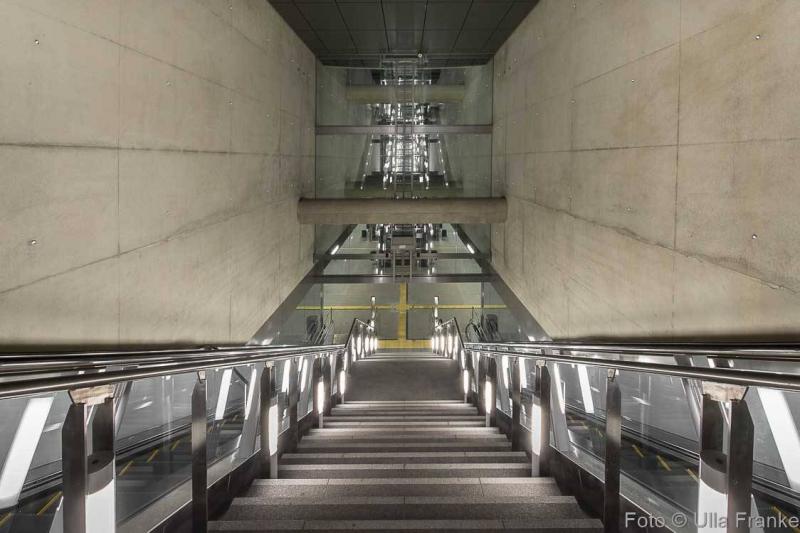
[604,369,621,533]
[727,398,754,533]
[192,371,208,533]
[532,361,552,477]
[62,402,88,533]
[511,357,522,451]
[259,364,278,479]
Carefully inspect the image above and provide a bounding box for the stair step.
[222,495,586,521]
[324,420,486,428]
[342,401,466,406]
[282,451,528,465]
[328,410,484,421]
[245,478,562,498]
[308,427,497,435]
[330,410,479,417]
[279,463,532,479]
[301,433,508,441]
[210,518,603,532]
[297,441,512,453]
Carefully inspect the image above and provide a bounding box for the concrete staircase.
[211,400,602,532]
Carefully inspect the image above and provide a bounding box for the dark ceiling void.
[269,0,539,67]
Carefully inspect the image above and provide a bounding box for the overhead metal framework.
[268,0,539,67]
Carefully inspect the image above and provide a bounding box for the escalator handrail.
[467,340,800,361]
[0,343,345,400]
[432,319,800,391]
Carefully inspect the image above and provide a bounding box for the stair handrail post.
[287,358,300,452]
[191,370,208,533]
[510,356,522,451]
[531,360,552,477]
[62,385,116,533]
[259,363,279,478]
[313,355,325,429]
[603,369,622,533]
[698,383,754,533]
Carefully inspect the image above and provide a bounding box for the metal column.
[62,385,116,533]
[260,364,279,479]
[192,371,208,533]
[531,361,552,477]
[510,357,522,451]
[698,383,753,533]
[313,356,325,429]
[287,358,300,452]
[604,370,621,533]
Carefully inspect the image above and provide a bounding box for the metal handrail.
[445,317,800,532]
[463,345,800,392]
[467,340,800,361]
[0,343,345,400]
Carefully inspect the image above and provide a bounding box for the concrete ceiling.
[269,0,538,67]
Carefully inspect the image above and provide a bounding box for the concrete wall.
[492,0,800,339]
[0,0,316,347]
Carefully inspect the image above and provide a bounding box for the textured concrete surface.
[0,0,315,346]
[297,198,507,224]
[492,0,800,339]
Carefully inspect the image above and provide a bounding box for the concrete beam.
[345,85,466,103]
[316,124,492,135]
[297,198,507,225]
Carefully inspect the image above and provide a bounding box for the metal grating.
[269,0,538,67]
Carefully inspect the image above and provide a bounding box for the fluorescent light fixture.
[577,366,595,414]
[299,358,309,392]
[281,360,291,393]
[339,370,346,396]
[331,244,340,255]
[244,367,258,417]
[463,370,469,395]
[214,368,232,420]
[466,244,475,254]
[316,380,325,414]
[268,404,278,454]
[0,396,53,508]
[530,402,542,454]
[484,381,493,414]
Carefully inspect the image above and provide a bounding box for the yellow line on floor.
[36,491,62,516]
[0,512,12,527]
[631,444,645,458]
[170,437,182,451]
[118,460,134,477]
[146,448,160,463]
[686,468,698,482]
[656,455,672,471]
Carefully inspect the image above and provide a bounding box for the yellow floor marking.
[686,468,698,482]
[772,506,800,533]
[118,460,134,477]
[146,448,160,463]
[593,427,603,438]
[0,512,12,527]
[170,437,182,451]
[631,444,645,458]
[579,422,588,430]
[656,455,672,471]
[37,491,62,516]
